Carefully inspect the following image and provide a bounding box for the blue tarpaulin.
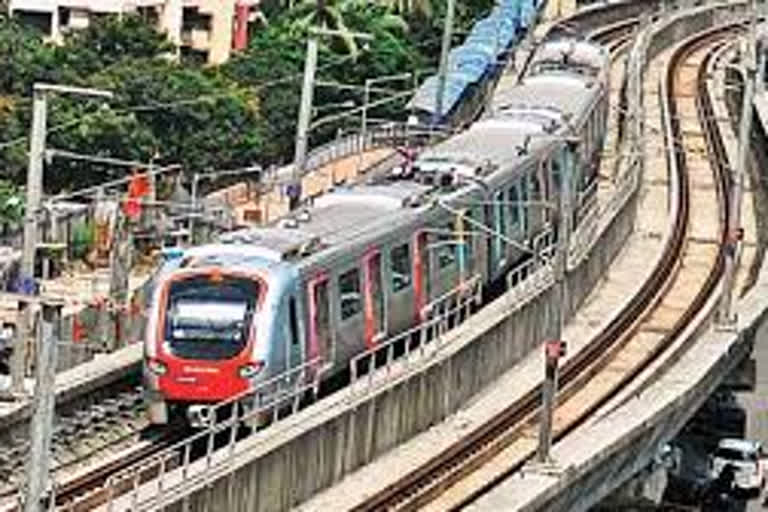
[408,0,542,118]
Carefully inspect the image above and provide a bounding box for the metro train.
[143,35,611,427]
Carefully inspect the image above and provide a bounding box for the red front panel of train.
[152,270,264,403]
[158,356,250,402]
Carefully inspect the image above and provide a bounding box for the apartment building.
[8,0,258,64]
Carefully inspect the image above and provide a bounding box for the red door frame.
[412,231,428,324]
[306,273,329,366]
[362,249,383,348]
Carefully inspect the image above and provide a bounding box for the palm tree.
[290,0,363,57]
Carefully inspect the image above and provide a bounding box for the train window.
[529,171,540,200]
[164,275,257,360]
[520,174,529,232]
[552,153,562,191]
[462,210,474,270]
[288,297,299,346]
[437,223,456,269]
[493,190,506,262]
[310,278,331,362]
[390,244,411,293]
[338,268,362,320]
[509,184,521,231]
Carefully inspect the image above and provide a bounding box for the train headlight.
[147,358,168,376]
[238,361,265,379]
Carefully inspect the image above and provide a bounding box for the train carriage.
[144,35,612,427]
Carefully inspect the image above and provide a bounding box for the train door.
[413,231,431,323]
[520,173,530,238]
[363,250,386,347]
[286,295,303,371]
[456,209,475,281]
[307,275,333,369]
[539,159,551,226]
[335,265,364,362]
[435,222,460,296]
[491,189,507,275]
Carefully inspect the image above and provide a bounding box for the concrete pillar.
[162,0,183,53]
[207,0,235,65]
[50,7,61,44]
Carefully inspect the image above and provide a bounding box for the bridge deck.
[295,45,670,512]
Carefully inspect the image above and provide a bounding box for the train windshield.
[164,275,259,360]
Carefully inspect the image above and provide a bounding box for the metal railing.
[99,357,325,511]
[349,275,483,396]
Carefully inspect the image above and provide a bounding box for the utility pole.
[24,300,62,512]
[10,84,112,396]
[357,72,412,173]
[538,143,573,463]
[718,14,757,328]
[290,35,319,212]
[434,0,456,125]
[290,29,372,211]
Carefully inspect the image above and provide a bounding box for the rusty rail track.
[349,24,735,512]
[1,8,670,512]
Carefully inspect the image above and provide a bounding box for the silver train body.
[143,36,611,426]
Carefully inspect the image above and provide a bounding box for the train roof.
[416,119,552,172]
[527,37,609,77]
[492,74,601,126]
[214,181,430,263]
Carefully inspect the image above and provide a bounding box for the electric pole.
[24,300,62,512]
[718,15,757,327]
[434,0,456,124]
[290,28,372,211]
[538,144,573,463]
[290,35,319,212]
[11,87,47,395]
[10,84,112,397]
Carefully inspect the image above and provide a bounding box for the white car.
[709,438,766,495]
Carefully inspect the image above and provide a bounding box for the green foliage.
[71,220,94,260]
[0,0,494,193]
[0,179,23,223]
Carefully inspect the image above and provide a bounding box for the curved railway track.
[348,24,736,512]
[0,9,686,512]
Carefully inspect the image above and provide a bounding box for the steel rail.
[0,8,660,512]
[349,24,735,512]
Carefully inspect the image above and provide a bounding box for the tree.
[0,179,23,224]
[84,58,265,176]
[290,0,364,56]
[56,14,173,76]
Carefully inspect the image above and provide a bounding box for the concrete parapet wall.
[140,7,655,511]
[469,3,758,511]
[142,189,636,512]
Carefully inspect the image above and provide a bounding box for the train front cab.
[144,265,294,427]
